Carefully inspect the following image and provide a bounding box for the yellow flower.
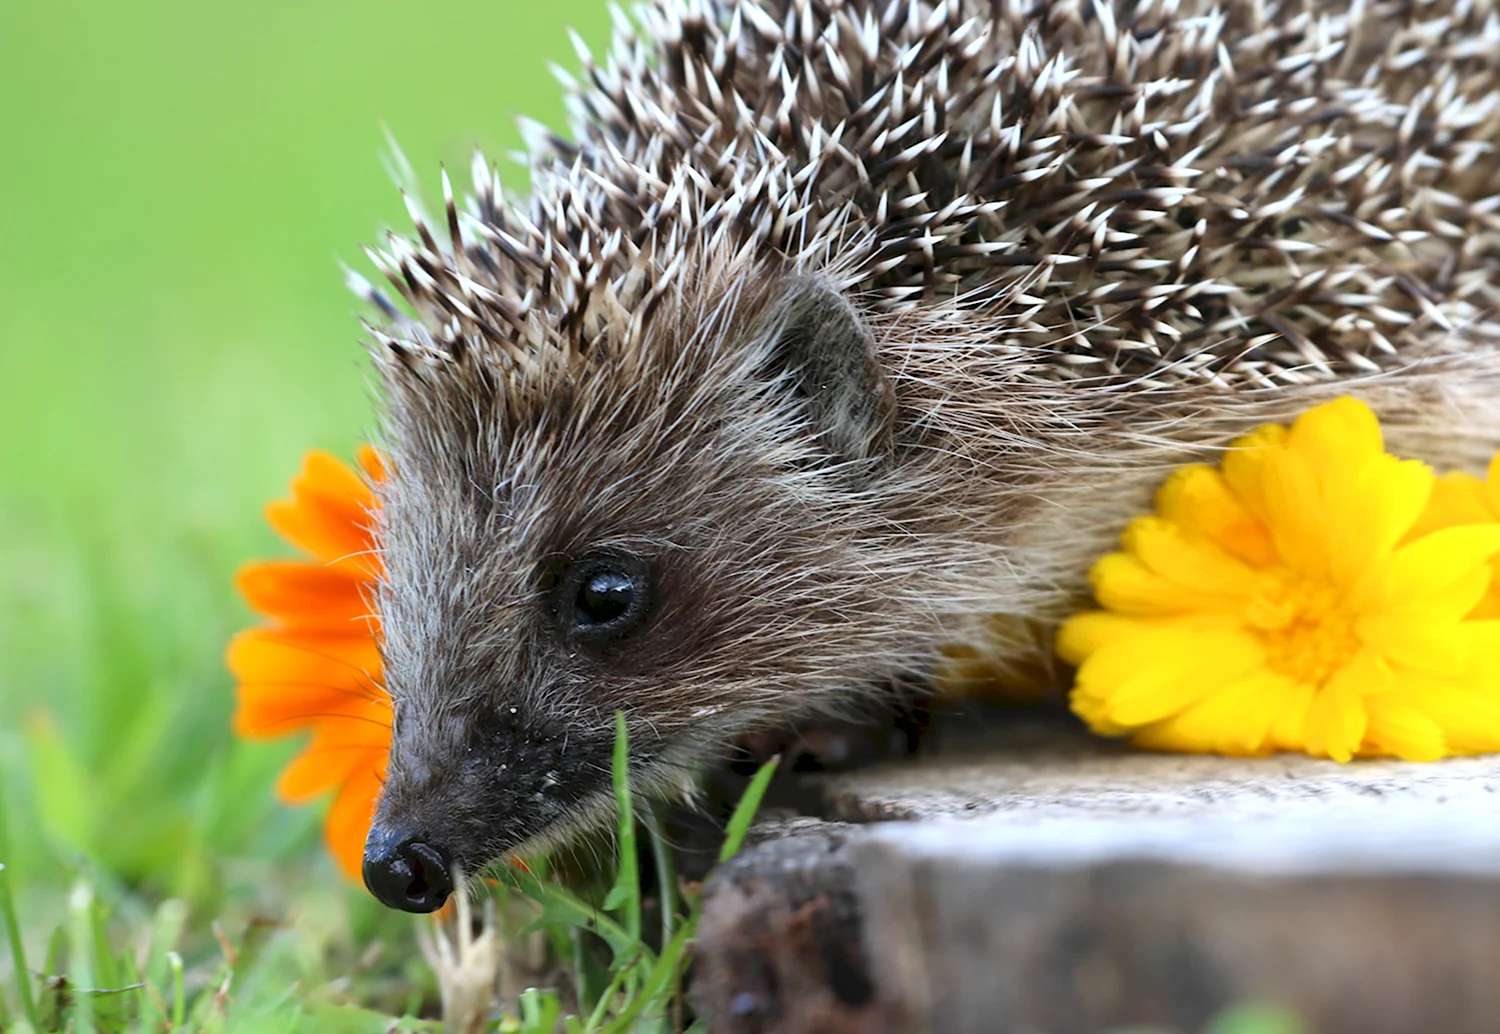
[1058,397,1500,762]
[227,447,391,880]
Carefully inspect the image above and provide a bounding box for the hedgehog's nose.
[363,825,453,913]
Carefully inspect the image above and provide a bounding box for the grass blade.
[508,873,638,963]
[0,864,38,1027]
[1207,1002,1309,1034]
[646,808,677,945]
[609,921,694,1030]
[718,756,779,863]
[582,953,633,1032]
[167,950,185,1029]
[67,879,97,1034]
[601,712,641,944]
[518,986,561,1033]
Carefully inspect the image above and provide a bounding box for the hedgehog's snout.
[362,824,453,913]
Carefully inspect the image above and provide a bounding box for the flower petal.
[358,443,388,483]
[1358,614,1471,676]
[1155,464,1278,567]
[1121,516,1260,598]
[1056,611,1143,666]
[1132,669,1296,756]
[1303,652,1377,761]
[1287,396,1385,478]
[235,560,376,631]
[1256,445,1330,578]
[1076,629,1262,728]
[1221,423,1289,525]
[1459,619,1500,680]
[1362,696,1447,761]
[1405,471,1493,542]
[277,743,361,804]
[1089,553,1247,617]
[265,451,381,578]
[228,627,381,681]
[235,682,388,739]
[1267,682,1316,753]
[1357,524,1500,614]
[276,715,392,803]
[324,763,386,882]
[1323,454,1432,588]
[229,630,385,738]
[1398,682,1500,755]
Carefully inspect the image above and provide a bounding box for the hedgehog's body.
[356,0,1500,911]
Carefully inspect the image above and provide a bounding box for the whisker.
[251,711,393,733]
[241,635,387,690]
[236,678,388,704]
[285,741,393,753]
[298,711,395,730]
[325,545,385,569]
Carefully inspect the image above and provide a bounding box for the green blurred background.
[0,0,606,965]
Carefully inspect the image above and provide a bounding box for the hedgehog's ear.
[757,281,895,469]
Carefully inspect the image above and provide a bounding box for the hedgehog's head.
[358,260,949,912]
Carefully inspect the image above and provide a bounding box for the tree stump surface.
[689,719,1500,1034]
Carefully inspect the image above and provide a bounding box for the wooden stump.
[690,721,1500,1034]
[690,820,878,1034]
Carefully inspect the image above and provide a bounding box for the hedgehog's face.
[362,277,909,912]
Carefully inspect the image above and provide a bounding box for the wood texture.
[690,722,1500,1034]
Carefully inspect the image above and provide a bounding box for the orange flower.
[228,446,390,880]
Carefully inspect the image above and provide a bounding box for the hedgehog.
[352,0,1500,912]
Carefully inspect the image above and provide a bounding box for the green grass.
[0,712,781,1033]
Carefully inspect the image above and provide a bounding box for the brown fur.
[355,0,1500,877]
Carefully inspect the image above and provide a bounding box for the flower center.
[1243,572,1361,686]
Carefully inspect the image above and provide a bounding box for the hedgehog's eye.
[562,556,651,640]
[579,570,633,624]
